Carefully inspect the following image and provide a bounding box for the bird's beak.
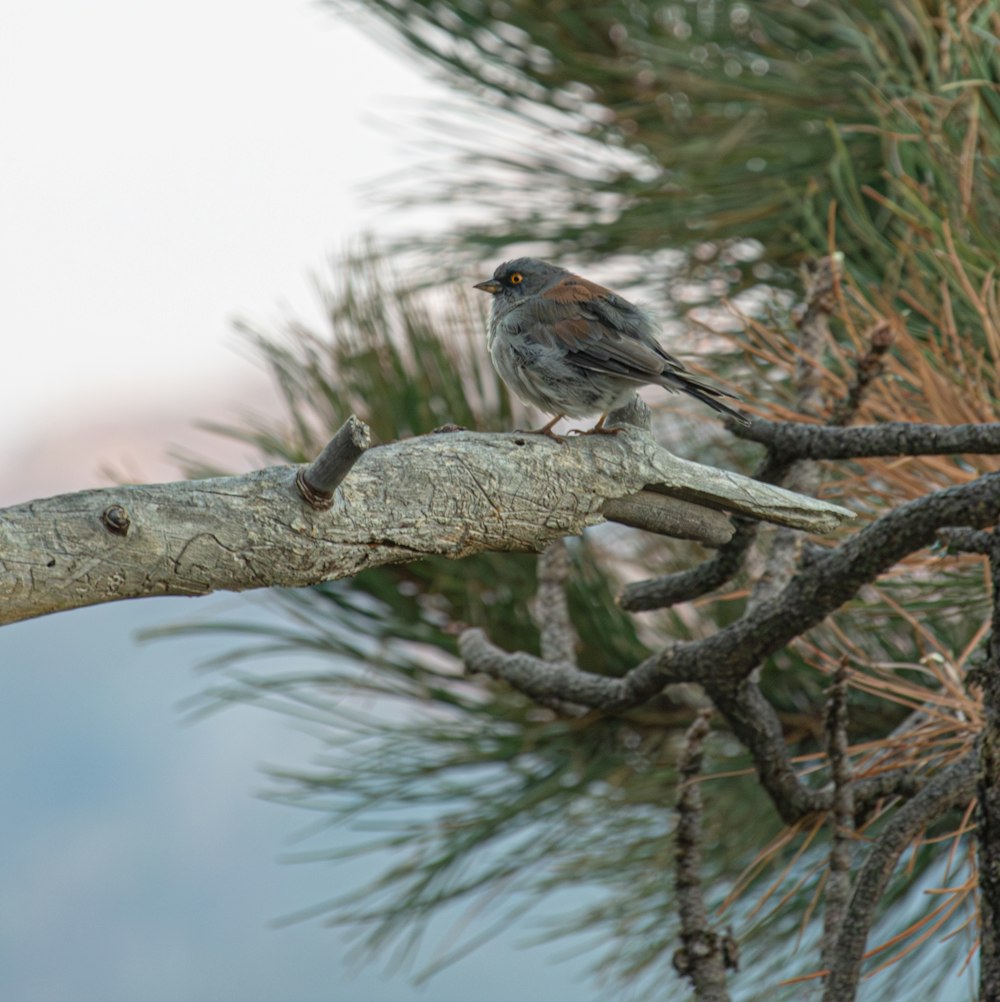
[474,279,502,295]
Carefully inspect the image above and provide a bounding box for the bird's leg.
[574,412,623,436]
[514,414,567,442]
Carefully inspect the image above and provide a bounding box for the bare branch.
[709,680,821,822]
[708,679,918,823]
[458,627,648,709]
[821,753,977,1002]
[828,320,894,426]
[619,445,803,611]
[0,426,852,625]
[673,710,734,1002]
[531,540,578,665]
[645,448,852,532]
[734,419,1000,460]
[459,630,919,825]
[618,519,757,611]
[938,526,993,555]
[821,664,854,975]
[660,470,1000,688]
[460,471,1000,735]
[602,491,734,546]
[749,256,832,609]
[296,415,371,508]
[792,253,840,418]
[975,527,1000,999]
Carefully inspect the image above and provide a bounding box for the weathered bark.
[673,711,734,1002]
[0,423,852,625]
[977,529,1000,1002]
[821,754,978,1002]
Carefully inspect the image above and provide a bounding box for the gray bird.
[474,257,749,437]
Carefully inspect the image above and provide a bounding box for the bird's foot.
[512,414,566,442]
[514,425,566,443]
[569,425,623,437]
[567,413,622,436]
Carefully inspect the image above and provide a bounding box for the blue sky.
[0,596,604,1001]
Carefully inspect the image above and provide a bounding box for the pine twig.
[821,662,855,975]
[972,526,1000,1000]
[673,710,736,1001]
[828,320,895,427]
[750,254,837,608]
[531,539,578,665]
[821,754,977,1002]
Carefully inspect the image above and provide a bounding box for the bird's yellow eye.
[509,272,524,285]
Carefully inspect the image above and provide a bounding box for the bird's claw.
[569,425,623,437]
[514,426,566,443]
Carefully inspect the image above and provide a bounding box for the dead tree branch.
[530,540,578,665]
[673,711,734,1002]
[974,526,1000,1000]
[734,420,1000,459]
[821,753,977,1002]
[821,664,855,976]
[0,421,852,626]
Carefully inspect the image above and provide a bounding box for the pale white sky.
[0,0,444,500]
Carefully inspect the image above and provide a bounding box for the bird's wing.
[528,278,744,419]
[532,278,684,381]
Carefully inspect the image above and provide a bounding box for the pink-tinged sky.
[0,0,443,504]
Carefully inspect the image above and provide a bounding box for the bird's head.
[473,257,564,304]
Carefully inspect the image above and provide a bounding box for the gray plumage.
[474,257,748,433]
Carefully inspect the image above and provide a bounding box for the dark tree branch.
[821,753,977,1002]
[531,540,578,665]
[296,415,371,508]
[938,526,994,555]
[708,681,821,823]
[458,628,660,709]
[461,622,920,823]
[734,420,1000,460]
[828,320,894,427]
[619,519,757,611]
[821,664,855,975]
[704,678,918,823]
[661,470,1000,688]
[672,711,734,1002]
[974,527,1000,1000]
[851,770,922,821]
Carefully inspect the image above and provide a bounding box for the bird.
[474,257,749,438]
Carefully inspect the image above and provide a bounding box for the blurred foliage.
[339,0,888,269]
[168,0,1000,998]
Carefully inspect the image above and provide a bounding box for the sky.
[0,0,439,502]
[0,595,604,1002]
[0,2,606,1000]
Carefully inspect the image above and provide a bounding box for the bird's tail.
[665,373,751,426]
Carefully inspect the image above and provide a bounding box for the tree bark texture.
[0,426,852,625]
